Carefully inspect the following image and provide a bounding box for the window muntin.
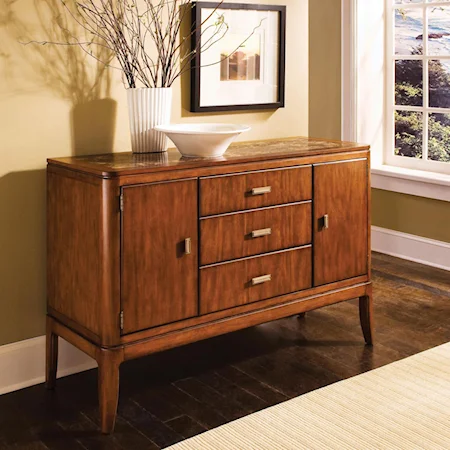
[387,0,450,173]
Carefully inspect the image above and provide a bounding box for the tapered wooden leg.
[45,316,58,390]
[97,348,123,434]
[359,286,374,346]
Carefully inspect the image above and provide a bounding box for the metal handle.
[251,186,272,196]
[184,238,192,255]
[251,274,272,286]
[323,214,329,229]
[251,228,272,238]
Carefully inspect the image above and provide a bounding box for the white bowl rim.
[154,123,251,135]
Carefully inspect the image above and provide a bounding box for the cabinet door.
[314,159,369,286]
[121,179,198,334]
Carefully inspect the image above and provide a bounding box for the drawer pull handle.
[323,214,329,230]
[251,186,272,196]
[251,274,272,286]
[251,228,272,238]
[184,238,192,255]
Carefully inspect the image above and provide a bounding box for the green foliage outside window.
[395,47,450,162]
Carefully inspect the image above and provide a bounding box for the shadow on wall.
[0,0,118,156]
[0,2,120,344]
[0,170,47,345]
[71,99,117,156]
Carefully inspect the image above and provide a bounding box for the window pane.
[429,113,450,162]
[429,59,450,107]
[395,8,424,55]
[428,6,450,55]
[395,111,423,158]
[395,60,423,106]
[395,0,422,3]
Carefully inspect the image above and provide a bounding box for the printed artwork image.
[220,34,261,81]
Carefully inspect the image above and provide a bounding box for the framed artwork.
[190,2,286,113]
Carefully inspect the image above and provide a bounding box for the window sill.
[371,165,450,202]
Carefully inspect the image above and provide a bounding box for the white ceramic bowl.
[154,123,251,158]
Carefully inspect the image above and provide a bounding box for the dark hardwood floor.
[1,253,449,449]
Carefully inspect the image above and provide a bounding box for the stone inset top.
[48,137,369,177]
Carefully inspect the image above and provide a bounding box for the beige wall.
[309,0,342,140]
[372,190,450,243]
[308,2,450,244]
[0,0,308,346]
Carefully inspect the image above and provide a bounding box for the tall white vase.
[127,87,172,153]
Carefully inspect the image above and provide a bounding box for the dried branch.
[24,0,262,89]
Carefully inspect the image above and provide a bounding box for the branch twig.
[24,0,263,89]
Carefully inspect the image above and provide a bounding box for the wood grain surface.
[200,247,312,314]
[313,159,369,286]
[121,179,199,334]
[200,166,312,216]
[200,202,312,265]
[47,171,103,338]
[45,141,372,434]
[47,137,369,178]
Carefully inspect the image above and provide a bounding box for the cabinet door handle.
[251,186,272,196]
[251,274,272,286]
[323,214,329,229]
[251,228,272,238]
[184,238,192,255]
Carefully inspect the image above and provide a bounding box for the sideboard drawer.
[200,166,312,216]
[200,202,312,265]
[200,247,312,314]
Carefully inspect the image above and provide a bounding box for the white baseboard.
[0,335,96,395]
[1,226,448,396]
[372,226,450,271]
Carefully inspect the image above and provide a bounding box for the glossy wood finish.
[46,315,125,435]
[124,285,369,361]
[47,169,121,347]
[48,137,369,178]
[45,316,58,390]
[14,255,445,448]
[120,275,370,345]
[200,166,312,216]
[100,178,122,346]
[47,171,103,339]
[49,315,97,359]
[313,159,369,286]
[48,306,100,345]
[97,348,124,434]
[121,180,198,334]
[200,247,312,314]
[46,137,372,434]
[359,284,374,345]
[117,151,370,188]
[200,202,312,265]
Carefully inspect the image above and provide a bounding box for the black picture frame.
[190,2,286,113]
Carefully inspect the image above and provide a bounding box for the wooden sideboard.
[46,137,373,434]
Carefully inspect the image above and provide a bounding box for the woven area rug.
[165,343,450,450]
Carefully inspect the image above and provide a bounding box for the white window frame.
[342,0,450,202]
[386,0,450,175]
